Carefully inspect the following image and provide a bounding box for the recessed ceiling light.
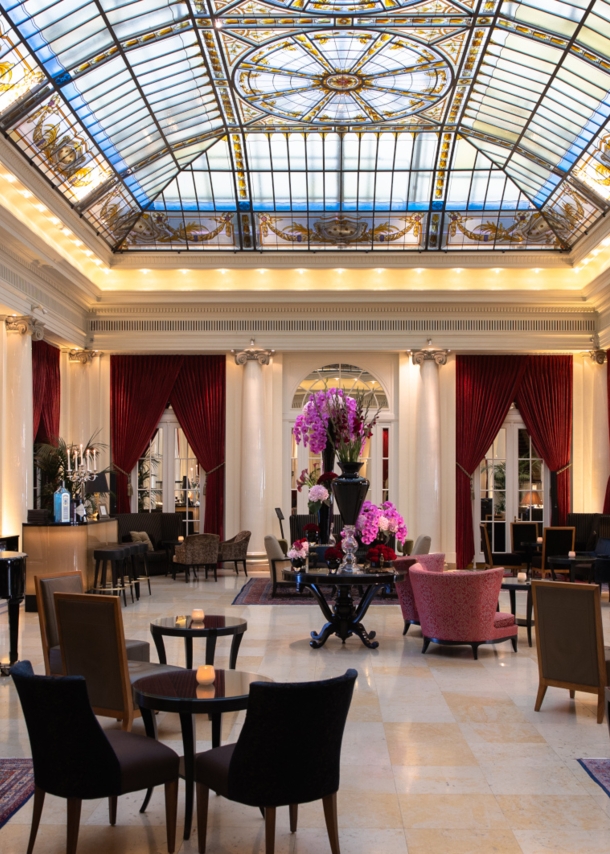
[180,269,189,274]
[3,173,15,182]
[453,268,463,274]
[376,268,385,273]
[140,268,150,274]
[217,268,227,274]
[493,268,503,274]
[335,268,345,273]
[532,268,541,273]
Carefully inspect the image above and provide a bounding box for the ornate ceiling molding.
[4,314,44,339]
[68,348,101,364]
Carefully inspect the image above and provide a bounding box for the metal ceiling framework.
[1,0,610,253]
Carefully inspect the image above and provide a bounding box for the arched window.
[289,363,391,514]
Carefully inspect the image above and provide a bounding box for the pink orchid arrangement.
[293,388,379,463]
[356,501,407,545]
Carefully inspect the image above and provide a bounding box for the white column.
[413,341,449,554]
[234,343,274,554]
[0,316,40,534]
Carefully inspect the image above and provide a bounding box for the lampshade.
[85,473,109,494]
[520,491,542,506]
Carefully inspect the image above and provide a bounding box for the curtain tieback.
[555,462,571,475]
[111,464,130,477]
[205,461,225,476]
[456,462,475,499]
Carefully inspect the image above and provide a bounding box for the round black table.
[283,565,406,649]
[0,551,26,673]
[133,669,272,840]
[548,554,595,583]
[150,615,247,670]
[501,578,534,647]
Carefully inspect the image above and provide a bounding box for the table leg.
[8,597,20,665]
[184,636,193,670]
[152,629,167,665]
[229,631,243,670]
[211,713,221,748]
[509,589,516,617]
[205,632,217,666]
[526,589,533,648]
[179,712,196,840]
[139,708,158,813]
[310,621,335,649]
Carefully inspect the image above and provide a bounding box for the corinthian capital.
[412,339,450,367]
[5,315,45,340]
[232,338,275,366]
[68,349,101,365]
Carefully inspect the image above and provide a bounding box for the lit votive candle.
[568,550,576,558]
[536,537,543,544]
[178,536,184,543]
[191,608,204,622]
[196,664,215,685]
[517,571,527,583]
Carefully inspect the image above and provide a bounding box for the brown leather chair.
[532,580,608,723]
[54,592,182,731]
[35,572,150,676]
[12,660,179,854]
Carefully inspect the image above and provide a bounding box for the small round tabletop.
[283,566,406,584]
[132,668,272,714]
[151,615,247,638]
[0,551,26,561]
[501,578,531,591]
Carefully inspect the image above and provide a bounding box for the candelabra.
[66,445,98,516]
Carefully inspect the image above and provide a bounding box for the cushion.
[194,743,234,797]
[105,730,179,794]
[494,612,516,629]
[49,639,150,674]
[130,531,154,553]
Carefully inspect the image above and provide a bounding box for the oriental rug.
[232,577,398,606]
[0,759,34,829]
[577,758,610,797]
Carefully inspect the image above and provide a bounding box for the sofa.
[115,512,182,575]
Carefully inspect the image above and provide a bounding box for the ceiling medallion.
[235,30,452,125]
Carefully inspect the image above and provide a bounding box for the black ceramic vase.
[331,462,369,526]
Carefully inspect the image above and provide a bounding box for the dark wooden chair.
[194,669,358,854]
[531,526,575,578]
[511,521,540,552]
[480,523,522,571]
[11,660,179,854]
[532,581,608,723]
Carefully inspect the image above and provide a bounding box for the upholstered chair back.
[412,535,431,555]
[264,534,287,561]
[410,566,504,643]
[221,531,251,559]
[394,554,444,625]
[176,533,220,565]
[35,572,84,675]
[11,661,122,800]
[226,670,357,807]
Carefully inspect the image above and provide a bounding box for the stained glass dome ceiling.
[2,0,610,253]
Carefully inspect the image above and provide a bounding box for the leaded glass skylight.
[1,0,610,252]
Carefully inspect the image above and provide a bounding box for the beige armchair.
[173,533,220,582]
[220,530,251,576]
[264,535,291,597]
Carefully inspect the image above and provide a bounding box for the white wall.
[572,354,609,512]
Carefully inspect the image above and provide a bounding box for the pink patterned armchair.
[410,566,517,660]
[394,553,445,636]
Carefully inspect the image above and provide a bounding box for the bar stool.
[92,544,134,605]
[129,540,151,599]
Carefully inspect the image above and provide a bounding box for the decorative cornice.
[589,334,607,364]
[411,339,451,366]
[5,314,44,339]
[68,348,101,364]
[231,340,275,366]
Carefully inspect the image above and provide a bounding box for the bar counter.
[22,518,118,610]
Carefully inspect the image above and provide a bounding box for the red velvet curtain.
[604,350,610,513]
[32,340,60,443]
[516,356,573,526]
[170,356,226,539]
[456,356,527,569]
[111,356,184,512]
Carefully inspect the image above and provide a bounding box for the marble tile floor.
[1,570,610,854]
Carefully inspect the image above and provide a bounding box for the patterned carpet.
[578,758,610,797]
[232,577,399,605]
[0,759,34,829]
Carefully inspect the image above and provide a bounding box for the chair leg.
[569,689,575,699]
[289,803,298,832]
[471,643,479,660]
[322,793,340,854]
[511,636,517,652]
[121,708,134,732]
[196,783,210,854]
[597,689,605,724]
[265,806,276,854]
[421,637,430,654]
[26,785,45,854]
[243,559,248,577]
[109,795,117,826]
[66,798,82,854]
[534,682,547,712]
[164,778,178,854]
[402,621,410,636]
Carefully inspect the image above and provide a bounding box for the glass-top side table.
[150,615,247,669]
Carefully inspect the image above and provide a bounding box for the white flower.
[308,484,329,502]
[378,516,390,531]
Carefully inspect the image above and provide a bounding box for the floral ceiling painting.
[0,0,609,252]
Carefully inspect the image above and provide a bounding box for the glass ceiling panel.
[1,0,610,251]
